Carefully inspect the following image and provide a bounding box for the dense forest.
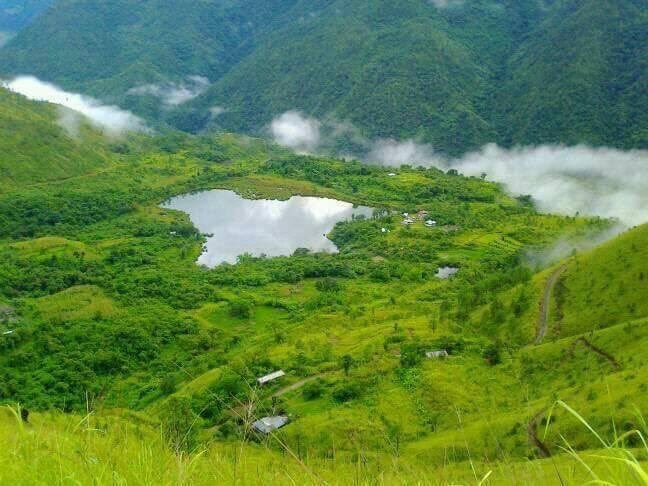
[0,0,51,40]
[0,0,645,153]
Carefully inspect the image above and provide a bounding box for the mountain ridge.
[1,0,645,153]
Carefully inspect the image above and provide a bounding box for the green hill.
[550,224,648,337]
[496,0,648,149]
[1,0,645,153]
[0,87,113,190]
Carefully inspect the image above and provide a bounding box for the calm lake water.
[163,190,373,267]
[436,267,459,279]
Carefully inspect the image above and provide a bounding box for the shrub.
[483,344,502,366]
[302,379,325,400]
[331,383,361,403]
[229,300,252,319]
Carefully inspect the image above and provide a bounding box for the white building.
[256,370,285,386]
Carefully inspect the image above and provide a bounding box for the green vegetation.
[0,88,112,190]
[1,403,646,485]
[0,90,646,482]
[1,0,645,153]
[0,0,51,33]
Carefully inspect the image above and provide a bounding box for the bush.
[331,383,361,403]
[302,379,325,400]
[229,300,252,319]
[483,344,502,366]
[315,278,341,293]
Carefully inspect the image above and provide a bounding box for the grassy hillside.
[550,224,648,337]
[1,405,645,485]
[0,88,113,190]
[1,0,645,153]
[0,94,646,482]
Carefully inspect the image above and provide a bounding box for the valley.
[0,86,645,483]
[0,1,646,483]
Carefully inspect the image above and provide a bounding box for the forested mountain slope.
[0,0,51,34]
[1,0,645,153]
[496,0,648,149]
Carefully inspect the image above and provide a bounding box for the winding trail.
[570,337,621,370]
[527,410,552,458]
[535,264,568,345]
[271,375,323,398]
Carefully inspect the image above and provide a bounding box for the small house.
[402,218,415,225]
[252,415,289,434]
[425,350,449,359]
[417,210,429,219]
[256,370,285,386]
[425,220,437,227]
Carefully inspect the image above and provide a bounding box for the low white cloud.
[429,0,464,8]
[210,106,227,117]
[451,144,648,227]
[128,75,209,107]
[367,140,648,227]
[2,75,146,136]
[269,110,648,229]
[367,139,437,166]
[270,111,321,152]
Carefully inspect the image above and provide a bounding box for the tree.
[229,299,252,319]
[400,342,423,368]
[483,344,502,366]
[160,396,199,454]
[341,354,354,376]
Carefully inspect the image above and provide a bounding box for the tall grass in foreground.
[0,403,646,485]
[543,400,648,485]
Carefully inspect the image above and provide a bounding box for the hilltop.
[1,0,646,153]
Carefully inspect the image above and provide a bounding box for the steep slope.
[0,0,299,120]
[0,87,111,190]
[497,0,648,149]
[1,0,644,153]
[177,0,517,152]
[0,0,51,44]
[550,224,648,337]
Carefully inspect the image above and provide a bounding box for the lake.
[436,267,459,279]
[162,190,373,267]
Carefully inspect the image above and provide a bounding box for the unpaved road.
[272,375,323,398]
[527,410,552,458]
[535,264,568,345]
[571,337,621,370]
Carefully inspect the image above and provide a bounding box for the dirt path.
[535,264,568,345]
[527,410,552,458]
[272,375,323,398]
[571,337,621,370]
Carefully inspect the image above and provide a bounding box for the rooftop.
[256,370,286,385]
[252,415,289,434]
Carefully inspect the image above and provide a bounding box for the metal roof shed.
[252,415,289,434]
[256,370,285,386]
